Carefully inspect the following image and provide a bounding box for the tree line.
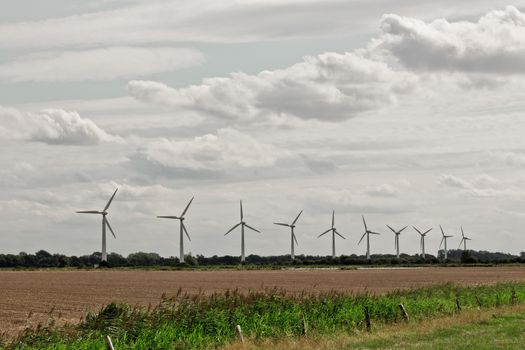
[0,249,523,268]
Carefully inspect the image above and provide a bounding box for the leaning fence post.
[105,335,115,350]
[475,295,482,308]
[301,313,308,337]
[364,306,371,332]
[399,303,409,321]
[511,289,517,305]
[236,324,245,345]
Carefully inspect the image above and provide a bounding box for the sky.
[2,0,525,258]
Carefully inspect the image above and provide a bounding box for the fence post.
[364,306,371,332]
[455,297,461,312]
[475,295,482,308]
[512,289,517,305]
[301,313,308,337]
[398,303,409,321]
[236,325,244,345]
[105,335,115,350]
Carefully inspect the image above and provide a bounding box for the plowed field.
[1,266,524,338]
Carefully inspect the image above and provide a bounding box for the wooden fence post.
[398,303,409,321]
[455,297,461,312]
[105,335,115,350]
[475,295,482,308]
[364,306,371,332]
[511,289,517,305]
[236,325,244,345]
[301,313,308,337]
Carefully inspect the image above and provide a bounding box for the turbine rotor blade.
[244,223,260,233]
[412,226,422,235]
[439,237,444,249]
[180,197,194,217]
[358,232,367,245]
[293,233,298,245]
[458,239,463,249]
[274,223,290,227]
[76,210,101,214]
[157,215,180,219]
[386,224,396,234]
[440,225,445,236]
[225,222,241,236]
[370,231,381,235]
[182,222,191,241]
[331,210,335,228]
[398,226,408,233]
[335,231,346,240]
[103,188,118,212]
[362,215,368,231]
[291,210,303,226]
[104,217,116,239]
[423,228,432,235]
[318,228,331,238]
[240,200,243,221]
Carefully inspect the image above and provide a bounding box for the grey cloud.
[0,106,122,145]
[372,6,525,74]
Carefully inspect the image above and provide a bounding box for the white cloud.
[371,6,525,74]
[0,47,204,82]
[128,52,417,122]
[438,174,515,198]
[0,106,122,145]
[132,128,284,172]
[365,184,399,197]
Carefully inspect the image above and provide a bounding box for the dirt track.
[1,266,525,338]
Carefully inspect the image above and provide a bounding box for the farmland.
[1,266,525,341]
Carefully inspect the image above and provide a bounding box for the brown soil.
[1,266,524,339]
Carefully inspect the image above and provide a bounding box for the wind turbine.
[358,216,380,261]
[318,210,346,259]
[225,200,260,263]
[157,197,194,263]
[439,225,453,260]
[413,226,432,259]
[386,225,407,259]
[274,210,302,260]
[458,226,472,251]
[76,188,118,263]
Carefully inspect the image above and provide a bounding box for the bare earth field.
[1,266,525,338]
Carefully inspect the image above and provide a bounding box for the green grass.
[5,282,525,349]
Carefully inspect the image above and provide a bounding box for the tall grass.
[7,282,525,349]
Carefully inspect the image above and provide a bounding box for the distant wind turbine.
[76,188,118,263]
[157,197,194,263]
[413,226,432,259]
[458,226,472,251]
[439,225,453,260]
[318,210,346,259]
[358,216,380,260]
[386,225,407,259]
[274,210,303,260]
[225,200,260,263]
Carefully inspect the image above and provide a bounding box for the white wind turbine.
[458,226,472,251]
[274,210,303,260]
[225,200,260,263]
[439,225,453,260]
[386,224,407,259]
[413,226,432,259]
[358,216,380,261]
[76,188,118,263]
[318,210,346,259]
[157,197,194,263]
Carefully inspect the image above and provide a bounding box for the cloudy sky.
[2,0,525,258]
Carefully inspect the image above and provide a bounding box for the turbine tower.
[358,216,380,261]
[157,197,194,263]
[386,225,407,259]
[76,188,118,263]
[439,225,453,260]
[413,226,432,259]
[274,210,303,260]
[317,210,346,259]
[458,226,472,251]
[225,200,260,263]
